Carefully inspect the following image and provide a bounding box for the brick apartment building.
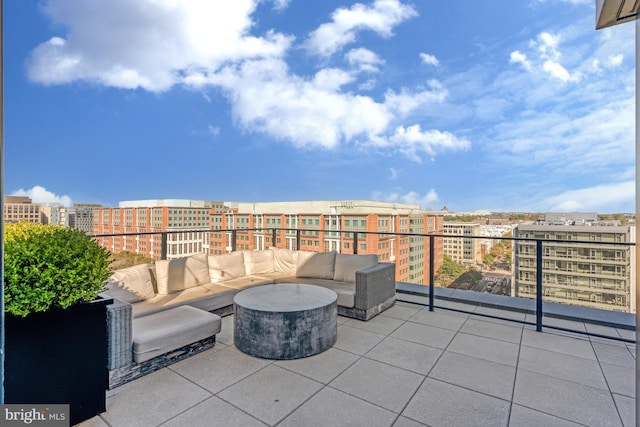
[94,199,445,286]
[93,199,226,260]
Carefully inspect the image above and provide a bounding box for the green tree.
[504,250,512,265]
[490,243,504,257]
[483,254,495,266]
[436,255,467,286]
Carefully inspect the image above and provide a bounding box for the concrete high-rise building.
[443,222,482,265]
[4,196,42,223]
[41,204,65,226]
[513,216,635,313]
[94,199,226,259]
[69,204,102,234]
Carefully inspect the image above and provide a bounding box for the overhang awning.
[596,0,640,29]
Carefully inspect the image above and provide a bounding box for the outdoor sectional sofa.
[104,247,396,388]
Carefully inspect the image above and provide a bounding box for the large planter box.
[4,296,112,426]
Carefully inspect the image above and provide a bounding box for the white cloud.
[401,189,439,209]
[532,0,590,4]
[345,48,385,73]
[11,186,73,207]
[201,58,391,149]
[384,80,447,115]
[542,60,580,82]
[358,78,377,91]
[186,57,459,159]
[607,54,623,67]
[208,125,220,136]
[419,53,439,66]
[544,181,634,212]
[375,125,470,163]
[373,188,439,210]
[511,31,583,83]
[389,167,398,180]
[271,0,290,11]
[305,0,417,57]
[25,0,477,162]
[509,50,531,70]
[28,0,293,92]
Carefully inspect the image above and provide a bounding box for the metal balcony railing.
[92,227,636,343]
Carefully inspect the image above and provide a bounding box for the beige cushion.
[275,277,355,307]
[131,283,238,319]
[155,253,211,294]
[270,247,298,275]
[105,264,156,303]
[133,306,221,363]
[208,251,246,283]
[296,251,337,280]
[333,254,378,283]
[243,250,274,275]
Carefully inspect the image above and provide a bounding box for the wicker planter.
[4,296,112,426]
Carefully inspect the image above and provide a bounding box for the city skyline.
[5,0,635,213]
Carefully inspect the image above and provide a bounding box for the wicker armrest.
[354,262,396,311]
[104,295,133,370]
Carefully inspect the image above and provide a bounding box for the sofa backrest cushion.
[156,252,211,294]
[106,263,156,303]
[208,251,246,283]
[333,253,379,283]
[270,247,298,275]
[296,251,337,280]
[244,250,275,275]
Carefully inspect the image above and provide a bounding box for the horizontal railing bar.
[92,227,635,247]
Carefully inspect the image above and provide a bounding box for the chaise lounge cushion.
[208,251,246,283]
[106,264,156,303]
[132,305,221,363]
[155,252,211,295]
[296,251,337,280]
[333,253,379,283]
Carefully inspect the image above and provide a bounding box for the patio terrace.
[78,291,635,427]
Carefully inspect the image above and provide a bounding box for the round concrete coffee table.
[233,284,338,360]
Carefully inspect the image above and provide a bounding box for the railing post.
[160,232,168,260]
[429,235,435,311]
[353,232,358,254]
[272,228,277,249]
[536,239,543,332]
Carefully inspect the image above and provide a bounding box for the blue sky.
[5,0,635,212]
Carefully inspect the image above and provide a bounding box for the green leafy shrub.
[4,222,112,317]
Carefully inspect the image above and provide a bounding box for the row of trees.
[483,236,512,268]
[437,234,513,286]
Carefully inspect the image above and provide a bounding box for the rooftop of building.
[516,221,633,233]
[79,291,635,427]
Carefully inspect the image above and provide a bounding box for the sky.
[4,0,636,213]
